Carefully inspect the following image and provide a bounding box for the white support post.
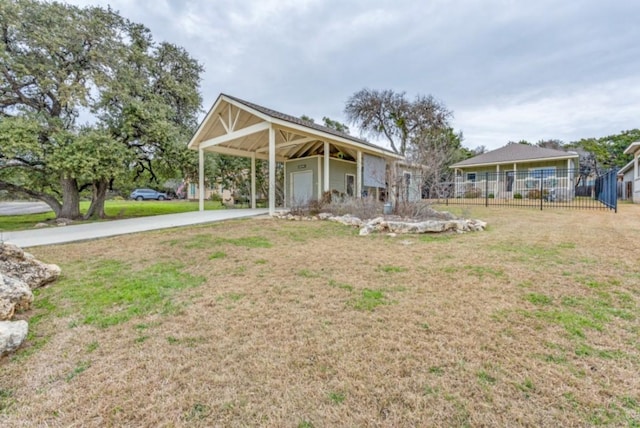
[356,151,362,198]
[634,152,639,203]
[198,148,205,211]
[323,141,330,192]
[268,125,276,215]
[496,164,500,196]
[251,153,256,209]
[317,156,322,199]
[567,158,572,192]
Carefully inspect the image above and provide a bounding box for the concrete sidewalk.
[2,209,269,248]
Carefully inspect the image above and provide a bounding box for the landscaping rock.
[34,223,50,228]
[0,242,61,289]
[272,208,486,236]
[0,273,33,320]
[0,320,28,356]
[55,217,72,226]
[0,298,15,321]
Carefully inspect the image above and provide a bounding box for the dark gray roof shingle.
[222,94,400,157]
[450,143,578,168]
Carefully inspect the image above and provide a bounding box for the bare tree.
[344,89,452,156]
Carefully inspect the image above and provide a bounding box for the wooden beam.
[357,150,362,198]
[204,145,285,162]
[218,112,229,133]
[251,153,256,209]
[269,125,276,215]
[199,122,270,149]
[324,141,330,192]
[231,108,240,132]
[256,136,317,153]
[198,148,204,211]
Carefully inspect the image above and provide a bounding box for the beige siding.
[285,157,320,204]
[328,159,357,195]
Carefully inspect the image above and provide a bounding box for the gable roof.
[623,141,640,155]
[450,143,579,168]
[188,93,402,161]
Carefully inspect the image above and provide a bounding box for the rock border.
[272,210,487,236]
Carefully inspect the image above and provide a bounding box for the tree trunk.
[59,176,81,219]
[0,180,63,217]
[84,179,109,220]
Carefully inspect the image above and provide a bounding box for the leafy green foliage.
[0,0,203,218]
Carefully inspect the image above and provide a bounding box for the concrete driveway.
[0,201,52,215]
[2,209,269,248]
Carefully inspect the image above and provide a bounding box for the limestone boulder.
[0,273,33,320]
[0,320,29,356]
[0,242,61,289]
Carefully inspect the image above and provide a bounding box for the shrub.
[210,193,222,203]
[527,189,549,199]
[513,193,523,199]
[488,193,495,199]
[464,188,482,198]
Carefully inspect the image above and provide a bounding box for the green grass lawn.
[0,200,225,231]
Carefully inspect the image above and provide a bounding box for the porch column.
[634,152,639,203]
[268,124,276,215]
[567,159,572,193]
[323,141,330,192]
[495,164,500,196]
[251,152,256,209]
[356,151,362,198]
[198,148,204,211]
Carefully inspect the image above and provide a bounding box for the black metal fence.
[429,169,617,212]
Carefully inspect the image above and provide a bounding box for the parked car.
[129,188,169,201]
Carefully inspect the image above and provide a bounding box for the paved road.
[0,201,52,216]
[2,209,269,248]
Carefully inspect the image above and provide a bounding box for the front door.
[506,171,515,192]
[292,171,313,205]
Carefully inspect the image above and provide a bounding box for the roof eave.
[450,154,579,169]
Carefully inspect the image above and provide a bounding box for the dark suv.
[129,188,168,201]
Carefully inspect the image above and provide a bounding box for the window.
[466,172,476,182]
[345,174,355,197]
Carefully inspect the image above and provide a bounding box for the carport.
[186,94,403,215]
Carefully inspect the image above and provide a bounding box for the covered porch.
[187,94,402,215]
[623,142,640,203]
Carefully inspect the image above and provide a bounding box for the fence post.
[485,172,489,207]
[540,172,544,211]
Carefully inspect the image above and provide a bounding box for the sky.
[69,0,640,151]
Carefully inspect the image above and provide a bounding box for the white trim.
[199,122,270,149]
[356,151,362,198]
[324,141,330,192]
[250,153,256,209]
[268,125,275,216]
[345,173,356,197]
[452,155,579,169]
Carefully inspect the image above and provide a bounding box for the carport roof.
[187,93,403,161]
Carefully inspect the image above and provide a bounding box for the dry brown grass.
[2,204,640,427]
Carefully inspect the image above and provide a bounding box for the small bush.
[210,193,222,203]
[488,193,495,199]
[513,193,523,199]
[464,188,482,198]
[527,189,549,199]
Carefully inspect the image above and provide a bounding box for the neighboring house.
[449,143,580,200]
[617,160,634,201]
[623,141,640,203]
[187,93,412,214]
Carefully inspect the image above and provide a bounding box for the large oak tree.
[0,0,202,219]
